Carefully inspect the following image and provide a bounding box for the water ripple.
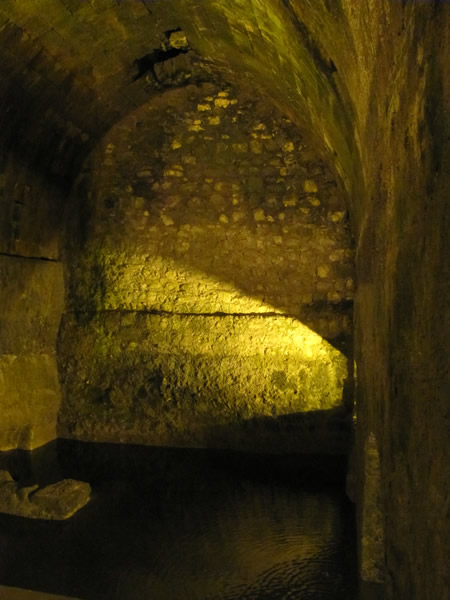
[0,445,357,600]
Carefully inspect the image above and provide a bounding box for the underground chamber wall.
[0,24,361,600]
[0,70,364,600]
[58,82,356,454]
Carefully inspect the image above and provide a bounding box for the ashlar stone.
[283,197,297,207]
[232,211,245,222]
[161,214,174,226]
[329,249,346,262]
[250,140,263,154]
[304,179,318,193]
[327,291,342,303]
[232,143,248,153]
[163,168,183,177]
[328,211,346,223]
[215,98,231,108]
[253,208,265,222]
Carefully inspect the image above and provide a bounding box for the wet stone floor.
[0,441,359,600]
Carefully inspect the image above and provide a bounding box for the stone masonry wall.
[0,154,65,450]
[59,83,355,452]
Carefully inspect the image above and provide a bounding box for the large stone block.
[0,354,62,451]
[0,257,64,354]
[58,312,352,453]
[0,257,64,450]
[0,470,90,520]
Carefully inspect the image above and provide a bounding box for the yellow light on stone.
[304,180,318,193]
[215,97,231,108]
[99,256,348,417]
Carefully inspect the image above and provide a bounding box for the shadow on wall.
[202,407,353,454]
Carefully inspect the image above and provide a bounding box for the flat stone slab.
[0,470,91,520]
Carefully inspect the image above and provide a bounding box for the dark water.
[0,441,359,600]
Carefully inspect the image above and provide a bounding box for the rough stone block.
[0,470,91,520]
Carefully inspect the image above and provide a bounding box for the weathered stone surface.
[360,433,385,583]
[0,470,90,520]
[0,257,64,451]
[58,311,351,453]
[67,84,353,321]
[0,257,64,355]
[60,82,354,452]
[0,355,62,451]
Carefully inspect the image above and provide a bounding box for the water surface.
[0,441,357,600]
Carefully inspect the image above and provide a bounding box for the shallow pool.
[0,441,358,600]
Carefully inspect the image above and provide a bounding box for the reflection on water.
[0,441,357,600]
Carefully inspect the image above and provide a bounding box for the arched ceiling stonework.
[0,1,182,176]
[0,2,444,217]
[0,1,446,232]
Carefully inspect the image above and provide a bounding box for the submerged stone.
[0,470,91,520]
